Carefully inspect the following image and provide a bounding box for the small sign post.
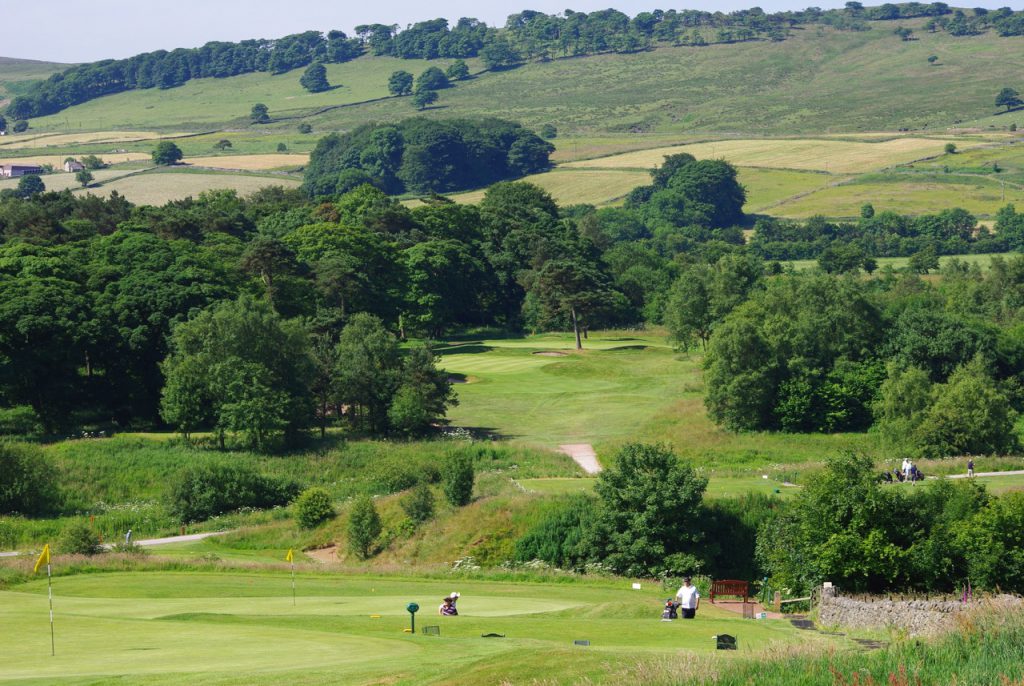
[406,602,420,634]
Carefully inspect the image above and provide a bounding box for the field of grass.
[294,25,1024,137]
[562,137,979,174]
[0,57,68,102]
[771,172,1024,219]
[0,168,134,193]
[184,154,309,171]
[438,331,874,466]
[0,152,150,168]
[0,569,834,685]
[29,56,478,131]
[783,251,1016,271]
[72,171,301,205]
[446,168,649,207]
[0,130,174,150]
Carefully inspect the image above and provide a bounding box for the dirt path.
[0,531,228,558]
[947,469,1024,479]
[559,444,602,474]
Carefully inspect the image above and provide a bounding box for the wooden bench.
[710,579,750,603]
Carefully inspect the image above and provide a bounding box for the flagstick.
[47,563,54,656]
[291,561,296,606]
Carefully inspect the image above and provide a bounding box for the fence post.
[773,591,781,613]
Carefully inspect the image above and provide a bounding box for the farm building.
[64,160,85,172]
[0,164,44,178]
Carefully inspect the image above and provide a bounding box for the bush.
[298,123,313,134]
[442,452,474,506]
[514,495,596,569]
[295,487,334,529]
[166,463,299,523]
[58,521,101,555]
[347,494,381,559]
[400,483,435,524]
[0,406,41,436]
[370,460,422,494]
[0,441,59,515]
[12,120,28,133]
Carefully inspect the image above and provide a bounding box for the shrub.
[514,495,596,569]
[12,120,28,133]
[0,441,59,515]
[298,123,313,134]
[347,494,381,559]
[370,460,422,494]
[945,142,957,154]
[166,463,299,522]
[442,452,474,506]
[400,483,435,524]
[58,521,101,555]
[0,406,41,436]
[295,487,334,529]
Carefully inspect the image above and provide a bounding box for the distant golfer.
[967,459,974,477]
[125,529,132,544]
[676,577,700,619]
[439,592,460,616]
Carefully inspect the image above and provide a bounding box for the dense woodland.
[1,145,1023,462]
[8,3,1024,120]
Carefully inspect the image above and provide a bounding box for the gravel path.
[0,531,228,558]
[947,469,1024,479]
[559,444,602,474]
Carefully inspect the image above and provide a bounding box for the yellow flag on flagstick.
[285,549,293,563]
[33,544,50,574]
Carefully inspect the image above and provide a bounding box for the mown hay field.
[69,171,301,205]
[0,152,150,168]
[0,169,132,193]
[562,137,984,174]
[0,130,176,150]
[446,168,649,207]
[770,174,1024,218]
[185,153,310,171]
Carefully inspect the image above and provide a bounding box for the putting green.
[0,571,841,684]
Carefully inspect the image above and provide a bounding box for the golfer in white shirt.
[675,577,700,619]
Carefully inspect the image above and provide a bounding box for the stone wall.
[817,587,968,636]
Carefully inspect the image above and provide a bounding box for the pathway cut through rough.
[559,444,601,474]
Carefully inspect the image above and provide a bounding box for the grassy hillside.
[15,23,1024,137]
[0,57,68,104]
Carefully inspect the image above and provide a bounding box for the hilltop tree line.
[302,118,553,196]
[13,3,1024,120]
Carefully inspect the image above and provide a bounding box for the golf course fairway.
[1,570,842,684]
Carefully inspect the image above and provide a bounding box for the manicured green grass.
[0,570,832,685]
[438,331,875,465]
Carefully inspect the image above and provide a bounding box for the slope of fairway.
[28,56,476,130]
[438,332,874,463]
[0,571,834,685]
[74,171,301,205]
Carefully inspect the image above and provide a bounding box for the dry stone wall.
[817,591,967,635]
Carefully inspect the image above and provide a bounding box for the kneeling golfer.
[675,577,700,619]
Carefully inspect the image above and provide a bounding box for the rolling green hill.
[0,57,69,104]
[20,22,1024,137]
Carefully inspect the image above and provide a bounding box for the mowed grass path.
[439,332,874,465]
[0,571,830,685]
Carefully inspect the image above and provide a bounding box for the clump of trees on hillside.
[302,118,554,195]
